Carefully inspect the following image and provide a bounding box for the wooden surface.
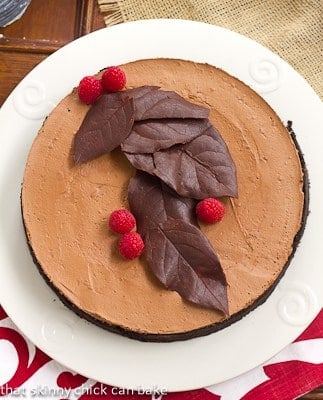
[0,1,322,398]
[0,0,105,105]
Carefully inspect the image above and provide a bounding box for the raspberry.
[101,66,126,92]
[118,232,145,260]
[196,198,225,223]
[109,209,136,234]
[77,76,103,104]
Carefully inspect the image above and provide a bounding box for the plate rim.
[0,19,322,392]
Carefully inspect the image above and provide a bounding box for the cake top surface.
[22,58,304,335]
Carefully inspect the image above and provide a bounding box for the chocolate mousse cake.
[21,59,308,341]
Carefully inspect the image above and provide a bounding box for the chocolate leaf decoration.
[124,152,155,174]
[145,218,228,314]
[128,171,197,237]
[118,87,209,121]
[118,85,160,101]
[122,118,210,154]
[73,94,134,164]
[153,122,238,199]
[125,122,237,199]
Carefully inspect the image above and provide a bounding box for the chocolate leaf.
[145,218,228,314]
[128,171,197,237]
[153,122,238,199]
[119,87,209,121]
[134,89,209,120]
[128,172,229,313]
[124,152,155,174]
[122,118,210,154]
[73,94,134,164]
[118,86,160,101]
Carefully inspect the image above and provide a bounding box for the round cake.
[21,59,307,341]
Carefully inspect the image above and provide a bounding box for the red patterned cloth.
[0,306,322,400]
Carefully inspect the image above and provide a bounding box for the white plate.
[0,19,322,393]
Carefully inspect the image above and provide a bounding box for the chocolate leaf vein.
[73,95,134,164]
[122,118,211,154]
[145,218,228,314]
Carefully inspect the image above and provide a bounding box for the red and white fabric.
[0,306,322,400]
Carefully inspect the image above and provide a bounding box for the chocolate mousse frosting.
[21,58,307,341]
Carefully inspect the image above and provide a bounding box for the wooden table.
[0,0,105,105]
[0,1,322,398]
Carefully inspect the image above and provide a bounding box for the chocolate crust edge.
[21,121,309,343]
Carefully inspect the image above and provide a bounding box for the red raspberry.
[196,198,225,223]
[77,76,103,104]
[118,232,145,260]
[101,66,126,92]
[109,209,136,234]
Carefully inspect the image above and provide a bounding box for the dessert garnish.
[122,118,212,153]
[128,172,228,314]
[125,121,237,199]
[128,172,198,236]
[117,86,210,121]
[77,76,103,104]
[196,198,226,223]
[73,69,238,314]
[101,66,126,92]
[118,232,145,260]
[77,66,127,105]
[108,209,136,234]
[108,208,144,259]
[74,94,134,164]
[146,218,228,314]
